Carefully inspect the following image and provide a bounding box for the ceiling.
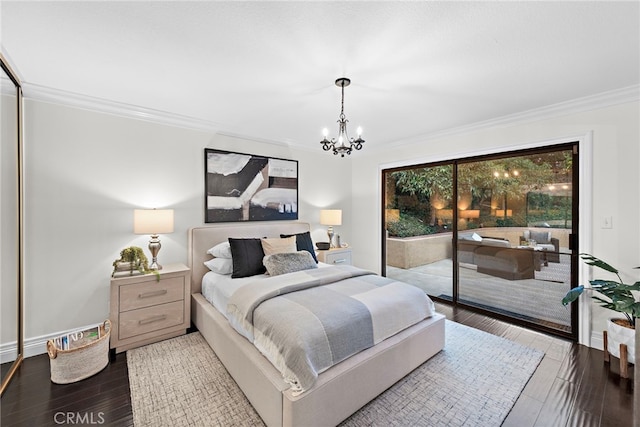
[2,1,639,151]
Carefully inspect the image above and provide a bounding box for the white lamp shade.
[320,209,342,226]
[134,209,174,234]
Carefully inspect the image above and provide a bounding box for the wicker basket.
[47,320,111,384]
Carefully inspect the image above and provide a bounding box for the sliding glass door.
[383,144,578,339]
[383,164,454,300]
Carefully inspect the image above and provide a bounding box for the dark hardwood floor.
[1,303,633,426]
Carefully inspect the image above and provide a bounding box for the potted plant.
[562,253,640,366]
[112,246,159,280]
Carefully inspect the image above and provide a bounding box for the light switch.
[602,216,613,229]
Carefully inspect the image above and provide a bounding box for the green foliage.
[391,165,454,201]
[386,213,435,238]
[562,254,640,326]
[112,246,159,281]
[391,158,558,204]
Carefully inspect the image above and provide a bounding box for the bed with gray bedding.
[189,222,445,427]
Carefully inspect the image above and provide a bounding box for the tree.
[388,152,565,233]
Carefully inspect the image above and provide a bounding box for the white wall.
[20,99,351,353]
[14,96,640,356]
[350,101,640,347]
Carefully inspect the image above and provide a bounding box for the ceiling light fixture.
[320,77,364,157]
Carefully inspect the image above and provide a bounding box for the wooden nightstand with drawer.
[316,247,352,266]
[109,263,191,353]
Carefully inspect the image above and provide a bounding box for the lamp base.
[327,226,336,248]
[148,235,163,271]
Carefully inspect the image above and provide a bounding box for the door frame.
[380,132,593,344]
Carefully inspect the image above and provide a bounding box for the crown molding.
[21,82,639,153]
[21,82,297,149]
[21,82,227,133]
[375,84,640,152]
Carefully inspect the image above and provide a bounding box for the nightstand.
[317,247,352,265]
[109,263,191,353]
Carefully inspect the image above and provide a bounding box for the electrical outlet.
[602,216,613,229]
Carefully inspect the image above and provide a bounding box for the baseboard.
[1,322,107,363]
[590,331,604,352]
[3,323,606,363]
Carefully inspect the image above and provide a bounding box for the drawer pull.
[333,259,347,264]
[139,289,168,299]
[139,315,167,325]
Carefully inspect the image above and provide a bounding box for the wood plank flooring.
[1,303,633,426]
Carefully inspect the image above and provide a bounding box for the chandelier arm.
[319,77,364,157]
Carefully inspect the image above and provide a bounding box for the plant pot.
[607,318,635,364]
[112,261,144,277]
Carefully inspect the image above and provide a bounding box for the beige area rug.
[128,321,543,427]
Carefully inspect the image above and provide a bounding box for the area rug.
[127,320,543,427]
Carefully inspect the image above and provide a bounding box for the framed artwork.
[204,148,299,223]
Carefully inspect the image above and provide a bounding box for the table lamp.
[134,209,174,270]
[320,209,342,248]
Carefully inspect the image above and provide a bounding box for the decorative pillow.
[263,251,318,276]
[261,236,297,256]
[529,230,551,244]
[204,258,233,275]
[280,231,318,263]
[228,238,266,278]
[471,232,483,242]
[206,241,233,259]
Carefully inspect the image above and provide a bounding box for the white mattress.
[202,272,266,317]
[201,263,331,317]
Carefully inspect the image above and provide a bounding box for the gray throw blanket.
[227,265,435,393]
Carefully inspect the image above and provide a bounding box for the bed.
[188,221,445,427]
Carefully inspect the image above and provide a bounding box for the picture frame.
[204,148,299,223]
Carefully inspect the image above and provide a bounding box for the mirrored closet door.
[1,53,24,396]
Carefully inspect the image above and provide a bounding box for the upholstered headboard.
[187,221,311,294]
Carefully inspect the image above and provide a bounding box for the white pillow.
[207,241,232,259]
[471,232,482,242]
[204,258,233,275]
[260,236,296,256]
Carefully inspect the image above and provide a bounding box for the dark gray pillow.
[529,230,551,244]
[228,238,266,278]
[280,231,318,263]
[263,251,318,276]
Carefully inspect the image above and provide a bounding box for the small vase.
[607,318,635,364]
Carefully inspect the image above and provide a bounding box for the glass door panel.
[382,145,577,339]
[457,150,574,334]
[383,164,454,299]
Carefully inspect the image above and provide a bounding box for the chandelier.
[320,77,365,157]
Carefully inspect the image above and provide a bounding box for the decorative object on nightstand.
[134,209,174,270]
[315,242,330,250]
[317,246,352,266]
[111,246,154,278]
[109,263,191,353]
[320,209,342,248]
